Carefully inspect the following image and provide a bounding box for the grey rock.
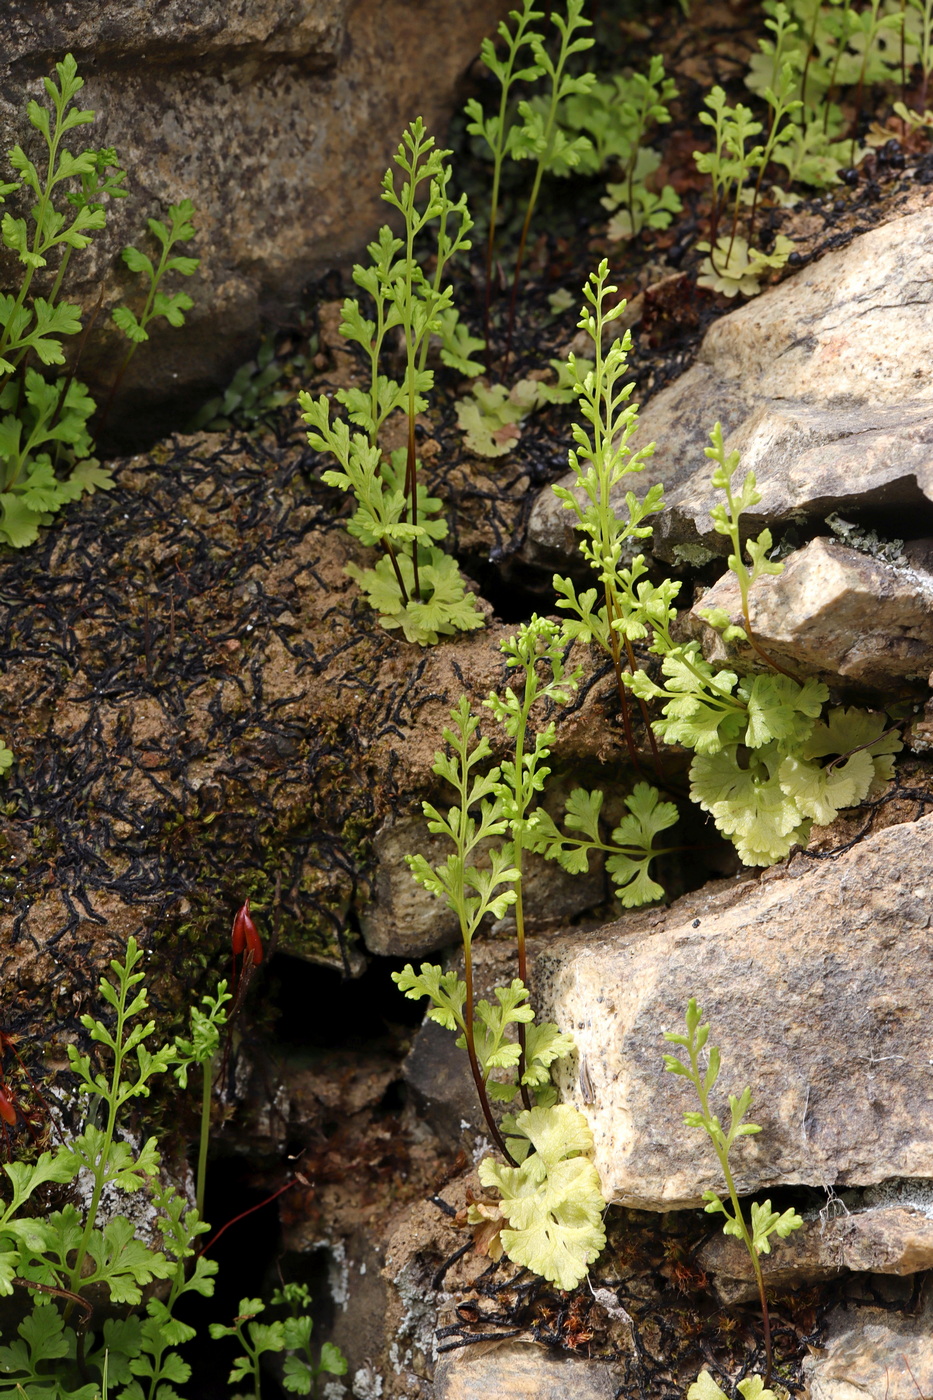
[403,1016,479,1150]
[531,813,933,1209]
[525,207,933,574]
[0,0,508,437]
[657,397,933,562]
[803,1281,933,1400]
[688,536,933,688]
[700,1200,933,1305]
[434,1340,618,1400]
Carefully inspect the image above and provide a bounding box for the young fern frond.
[482,615,581,1105]
[503,0,595,370]
[464,0,546,371]
[398,696,520,1158]
[397,645,625,1287]
[529,781,679,907]
[299,119,483,644]
[664,1000,803,1384]
[551,260,667,776]
[101,198,200,433]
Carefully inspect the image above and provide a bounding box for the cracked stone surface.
[530,813,933,1210]
[434,1340,619,1400]
[700,1200,933,1305]
[525,204,933,575]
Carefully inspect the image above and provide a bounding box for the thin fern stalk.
[851,0,885,160]
[478,1,544,374]
[461,946,516,1160]
[196,1054,212,1221]
[715,467,798,680]
[505,655,539,1112]
[0,119,63,368]
[799,0,823,111]
[589,289,646,774]
[503,0,590,373]
[681,1030,773,1385]
[823,0,854,132]
[66,971,133,1295]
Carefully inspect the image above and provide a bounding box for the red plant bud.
[0,1086,16,1128]
[232,899,263,964]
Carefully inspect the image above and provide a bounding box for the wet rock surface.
[0,429,639,1039]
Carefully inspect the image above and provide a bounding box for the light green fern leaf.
[690,743,810,865]
[479,1104,606,1290]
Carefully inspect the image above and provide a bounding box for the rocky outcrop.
[0,0,508,439]
[700,1195,933,1304]
[434,1341,618,1400]
[524,205,933,574]
[532,815,933,1209]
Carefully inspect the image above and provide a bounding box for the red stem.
[464,948,518,1164]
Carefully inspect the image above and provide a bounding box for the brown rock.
[0,1,509,437]
[532,814,933,1209]
[689,536,933,688]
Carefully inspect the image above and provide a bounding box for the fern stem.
[196,1054,212,1220]
[463,947,517,1163]
[509,686,534,1112]
[692,1049,773,1386]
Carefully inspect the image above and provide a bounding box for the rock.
[402,933,564,1147]
[658,396,933,563]
[803,1280,933,1399]
[403,1017,481,1151]
[0,427,647,1041]
[531,814,933,1209]
[433,1340,618,1400]
[688,535,933,688]
[700,1200,933,1305]
[524,207,933,574]
[360,796,607,959]
[0,1,508,439]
